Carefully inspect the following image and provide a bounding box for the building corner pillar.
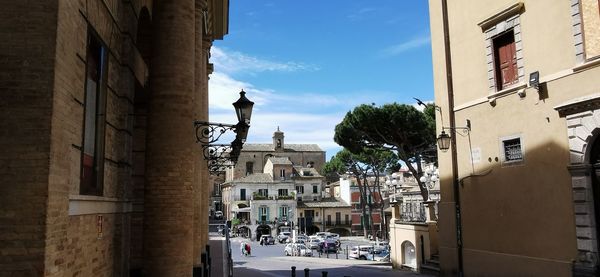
[143,0,196,276]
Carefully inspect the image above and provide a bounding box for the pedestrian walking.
[240,242,246,256]
[245,243,251,256]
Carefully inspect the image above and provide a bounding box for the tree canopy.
[334,103,436,200]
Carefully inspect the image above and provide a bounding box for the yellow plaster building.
[429,0,600,276]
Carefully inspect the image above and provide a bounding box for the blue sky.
[209,1,433,160]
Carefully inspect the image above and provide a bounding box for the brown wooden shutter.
[494,31,518,90]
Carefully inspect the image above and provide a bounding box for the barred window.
[500,135,524,165]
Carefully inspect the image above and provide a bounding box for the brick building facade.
[0,1,228,276]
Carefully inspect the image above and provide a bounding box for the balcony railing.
[252,193,273,200]
[398,202,427,223]
[255,220,276,225]
[324,221,351,227]
[276,194,294,200]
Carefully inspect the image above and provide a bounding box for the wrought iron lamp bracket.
[194,121,243,175]
[441,125,471,137]
[194,121,238,144]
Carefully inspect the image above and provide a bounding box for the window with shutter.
[493,30,518,90]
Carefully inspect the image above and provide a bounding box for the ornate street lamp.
[437,131,451,152]
[419,166,440,190]
[436,121,470,152]
[386,173,400,203]
[233,90,254,125]
[194,90,254,174]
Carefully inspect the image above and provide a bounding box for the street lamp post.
[419,165,440,223]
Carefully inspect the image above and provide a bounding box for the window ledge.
[573,57,600,72]
[69,195,132,216]
[488,82,527,101]
[478,2,524,30]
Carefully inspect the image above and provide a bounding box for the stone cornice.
[554,93,600,117]
[478,2,524,30]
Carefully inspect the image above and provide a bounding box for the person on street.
[240,241,246,256]
[245,243,251,256]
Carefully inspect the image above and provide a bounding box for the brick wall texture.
[0,0,217,276]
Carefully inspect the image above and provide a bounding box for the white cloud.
[208,72,272,111]
[381,36,431,56]
[210,47,319,75]
[209,110,345,158]
[208,47,400,160]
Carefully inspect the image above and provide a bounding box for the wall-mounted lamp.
[437,119,471,152]
[194,90,254,174]
[529,71,540,91]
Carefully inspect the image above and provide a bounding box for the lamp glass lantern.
[233,90,254,125]
[437,131,451,152]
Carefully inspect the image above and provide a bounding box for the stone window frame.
[479,3,526,93]
[572,0,600,63]
[80,27,109,196]
[498,134,525,166]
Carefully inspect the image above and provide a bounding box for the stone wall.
[0,1,59,275]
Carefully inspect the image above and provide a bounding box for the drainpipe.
[441,0,464,275]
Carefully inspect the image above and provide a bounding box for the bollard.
[336,251,338,259]
[321,271,328,277]
[304,268,310,277]
[206,245,211,277]
[291,266,296,277]
[326,251,329,259]
[346,245,349,259]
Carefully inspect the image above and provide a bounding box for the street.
[229,236,432,277]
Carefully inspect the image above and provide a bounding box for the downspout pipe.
[440,0,464,275]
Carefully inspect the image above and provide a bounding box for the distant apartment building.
[338,176,384,236]
[222,154,323,237]
[429,0,600,276]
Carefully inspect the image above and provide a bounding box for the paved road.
[230,237,433,277]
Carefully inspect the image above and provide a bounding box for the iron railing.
[399,202,427,223]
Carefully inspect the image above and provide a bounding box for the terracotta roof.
[293,167,322,178]
[268,157,292,165]
[229,173,274,184]
[242,144,323,152]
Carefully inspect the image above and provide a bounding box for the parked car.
[308,238,322,249]
[277,231,291,243]
[349,245,374,260]
[317,240,338,253]
[296,234,309,241]
[372,241,390,251]
[260,235,275,245]
[214,211,223,220]
[315,232,328,238]
[294,239,306,245]
[366,249,390,262]
[284,243,312,256]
